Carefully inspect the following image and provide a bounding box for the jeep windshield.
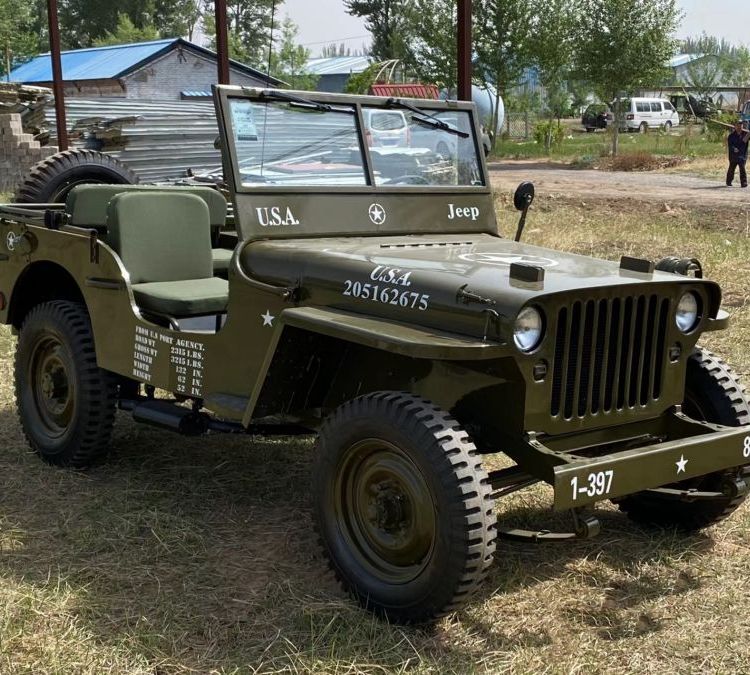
[225,93,485,190]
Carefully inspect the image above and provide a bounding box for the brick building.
[8,38,282,100]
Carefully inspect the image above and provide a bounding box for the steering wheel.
[389,175,430,185]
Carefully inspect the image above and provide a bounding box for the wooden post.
[47,0,68,151]
[215,0,230,85]
[457,0,472,101]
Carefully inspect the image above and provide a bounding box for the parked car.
[362,109,409,148]
[581,103,610,132]
[614,97,680,133]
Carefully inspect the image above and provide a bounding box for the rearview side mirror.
[513,181,535,242]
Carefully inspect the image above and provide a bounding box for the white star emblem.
[675,455,688,474]
[6,232,16,251]
[261,310,275,327]
[368,203,386,225]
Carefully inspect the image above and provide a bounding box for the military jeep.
[1,86,749,623]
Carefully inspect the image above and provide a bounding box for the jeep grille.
[550,295,671,420]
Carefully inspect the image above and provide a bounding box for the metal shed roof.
[9,38,283,85]
[306,56,371,76]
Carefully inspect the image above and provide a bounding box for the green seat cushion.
[107,192,213,284]
[67,184,228,230]
[132,277,229,316]
[212,247,233,272]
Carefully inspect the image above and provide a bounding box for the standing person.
[726,121,750,187]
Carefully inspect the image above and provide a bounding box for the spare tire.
[14,149,138,204]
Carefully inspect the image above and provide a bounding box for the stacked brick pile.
[0,114,57,193]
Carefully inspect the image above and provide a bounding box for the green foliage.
[706,112,737,143]
[401,0,457,91]
[529,0,577,121]
[575,0,681,156]
[93,14,159,47]
[153,0,203,40]
[533,121,564,147]
[344,0,411,63]
[344,62,380,94]
[269,17,318,91]
[0,0,43,76]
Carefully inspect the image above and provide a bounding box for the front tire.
[312,392,496,623]
[617,348,750,530]
[15,301,117,468]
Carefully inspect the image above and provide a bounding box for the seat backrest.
[107,192,213,284]
[67,184,228,233]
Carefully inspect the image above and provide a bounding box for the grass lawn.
[1,197,750,673]
[493,125,726,163]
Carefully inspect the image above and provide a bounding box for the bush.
[533,121,565,148]
[705,111,736,143]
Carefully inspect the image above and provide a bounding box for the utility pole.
[215,0,230,85]
[457,0,472,101]
[47,0,68,151]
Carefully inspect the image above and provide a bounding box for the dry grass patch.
[1,200,750,673]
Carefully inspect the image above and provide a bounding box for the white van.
[614,98,680,132]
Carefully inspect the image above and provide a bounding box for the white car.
[362,109,409,148]
[615,97,680,133]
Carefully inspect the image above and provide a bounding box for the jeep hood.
[240,232,721,339]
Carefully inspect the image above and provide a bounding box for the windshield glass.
[364,107,484,187]
[228,98,368,187]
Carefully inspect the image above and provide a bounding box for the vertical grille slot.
[551,293,669,421]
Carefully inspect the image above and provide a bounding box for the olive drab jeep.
[0,86,749,623]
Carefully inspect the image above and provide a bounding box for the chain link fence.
[504,112,538,140]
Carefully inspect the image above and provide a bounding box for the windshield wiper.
[385,98,470,138]
[254,89,355,115]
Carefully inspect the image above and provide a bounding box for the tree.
[474,0,534,148]
[93,13,160,47]
[0,0,42,77]
[58,0,158,48]
[153,0,203,40]
[528,0,580,150]
[403,0,456,91]
[269,16,318,90]
[684,56,723,99]
[576,0,681,155]
[345,0,410,62]
[345,62,380,94]
[202,0,282,67]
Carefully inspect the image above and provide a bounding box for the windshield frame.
[215,86,489,196]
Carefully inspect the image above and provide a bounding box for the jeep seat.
[106,192,228,317]
[66,184,233,273]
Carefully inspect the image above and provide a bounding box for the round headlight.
[676,291,699,333]
[514,306,544,352]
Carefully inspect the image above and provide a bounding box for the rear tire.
[14,149,138,204]
[312,392,496,623]
[639,122,648,134]
[15,301,117,468]
[617,348,750,530]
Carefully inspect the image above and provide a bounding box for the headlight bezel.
[513,305,545,353]
[675,290,701,334]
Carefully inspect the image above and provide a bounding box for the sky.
[281,0,748,58]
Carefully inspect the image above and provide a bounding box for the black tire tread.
[618,347,750,530]
[14,149,138,203]
[14,301,117,468]
[313,391,496,623]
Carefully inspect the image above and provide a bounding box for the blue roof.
[10,39,178,82]
[9,38,283,85]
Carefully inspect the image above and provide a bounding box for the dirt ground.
[489,160,750,208]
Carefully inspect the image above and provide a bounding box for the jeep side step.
[119,399,310,436]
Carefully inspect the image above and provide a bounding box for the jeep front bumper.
[523,411,750,510]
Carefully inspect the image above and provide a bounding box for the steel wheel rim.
[28,333,75,439]
[334,438,437,584]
